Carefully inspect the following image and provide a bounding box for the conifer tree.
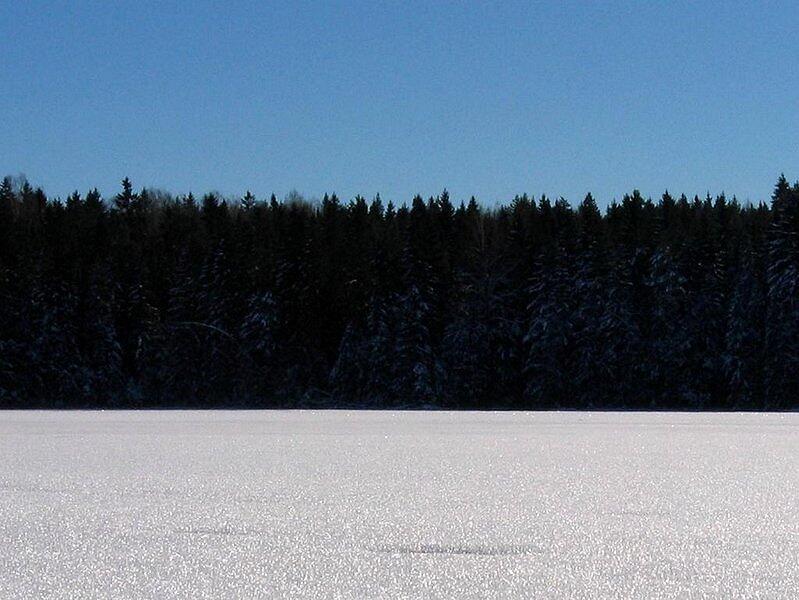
[0,174,796,409]
[114,177,138,212]
[764,176,799,409]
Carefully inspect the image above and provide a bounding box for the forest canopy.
[1,175,798,410]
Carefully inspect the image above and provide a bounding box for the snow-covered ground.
[1,411,797,599]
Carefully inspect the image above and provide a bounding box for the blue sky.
[1,1,797,206]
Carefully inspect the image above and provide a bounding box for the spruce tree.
[764,176,799,408]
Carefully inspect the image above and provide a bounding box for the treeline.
[1,175,798,410]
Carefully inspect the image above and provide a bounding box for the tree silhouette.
[0,175,796,410]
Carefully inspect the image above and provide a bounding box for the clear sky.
[1,1,797,207]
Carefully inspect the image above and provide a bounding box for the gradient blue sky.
[2,1,797,206]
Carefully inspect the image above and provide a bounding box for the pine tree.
[646,247,693,407]
[764,176,799,409]
[240,190,256,211]
[239,291,279,401]
[524,246,576,408]
[0,174,792,409]
[114,177,138,212]
[393,284,442,407]
[725,248,766,408]
[442,259,520,408]
[0,178,16,269]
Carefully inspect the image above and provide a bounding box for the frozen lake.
[1,411,798,598]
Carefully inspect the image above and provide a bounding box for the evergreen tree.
[725,249,766,408]
[764,176,799,409]
[442,259,521,408]
[0,174,794,409]
[393,284,442,406]
[524,246,576,408]
[114,177,138,212]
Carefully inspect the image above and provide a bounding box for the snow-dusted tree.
[524,246,576,408]
[570,194,610,407]
[724,249,766,408]
[764,176,799,409]
[646,246,693,407]
[240,190,256,211]
[329,293,397,406]
[682,201,730,406]
[0,177,15,265]
[114,177,138,212]
[27,284,87,406]
[572,251,641,408]
[1,174,797,409]
[0,267,28,406]
[329,320,368,403]
[239,291,279,401]
[392,284,442,407]
[441,258,521,408]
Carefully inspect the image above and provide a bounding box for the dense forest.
[1,174,798,410]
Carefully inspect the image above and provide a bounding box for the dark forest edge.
[1,175,798,410]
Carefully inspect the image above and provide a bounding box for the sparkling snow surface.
[1,411,798,599]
